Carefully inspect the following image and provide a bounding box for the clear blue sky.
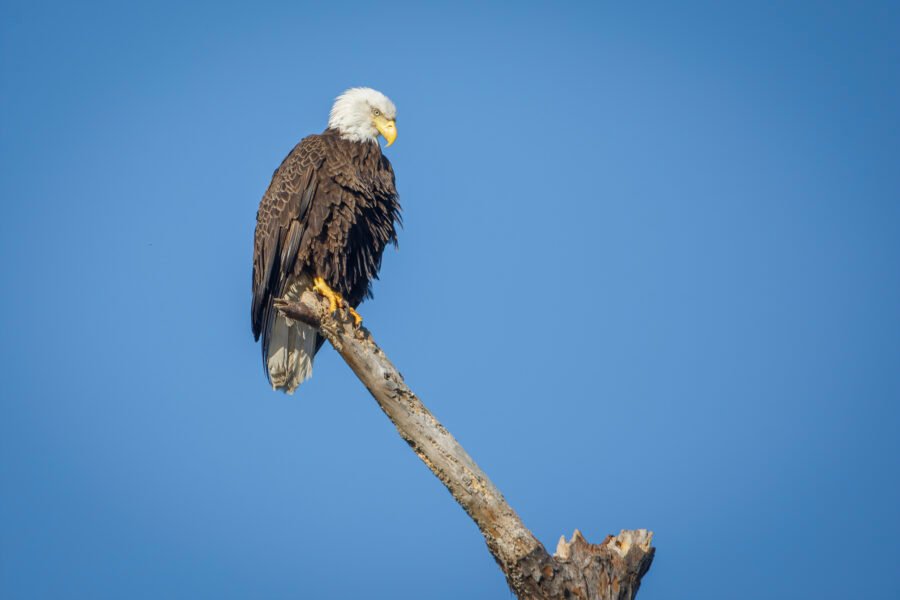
[2,1,899,598]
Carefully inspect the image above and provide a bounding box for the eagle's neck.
[325,119,381,144]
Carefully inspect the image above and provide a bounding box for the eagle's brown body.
[251,128,401,391]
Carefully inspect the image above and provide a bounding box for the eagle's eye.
[372,108,382,117]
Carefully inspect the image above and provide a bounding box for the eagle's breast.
[302,131,400,307]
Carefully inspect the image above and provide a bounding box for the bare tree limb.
[274,292,655,599]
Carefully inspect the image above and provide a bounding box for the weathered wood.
[274,293,655,599]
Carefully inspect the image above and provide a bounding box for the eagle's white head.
[328,87,398,147]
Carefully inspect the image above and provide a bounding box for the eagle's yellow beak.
[374,115,397,147]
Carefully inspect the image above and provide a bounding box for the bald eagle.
[251,88,401,393]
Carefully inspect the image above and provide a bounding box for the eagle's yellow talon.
[313,276,342,314]
[313,276,361,326]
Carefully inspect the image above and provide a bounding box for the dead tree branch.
[274,291,655,599]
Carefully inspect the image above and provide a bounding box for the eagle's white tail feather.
[266,274,316,394]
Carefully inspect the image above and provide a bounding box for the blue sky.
[2,1,899,598]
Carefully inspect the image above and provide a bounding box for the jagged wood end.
[507,529,654,600]
[274,296,655,599]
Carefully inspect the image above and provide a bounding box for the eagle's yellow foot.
[348,306,363,328]
[312,277,363,327]
[313,276,344,314]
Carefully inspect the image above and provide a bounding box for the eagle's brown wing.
[251,135,327,358]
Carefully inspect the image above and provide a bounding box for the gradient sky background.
[2,1,899,598]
